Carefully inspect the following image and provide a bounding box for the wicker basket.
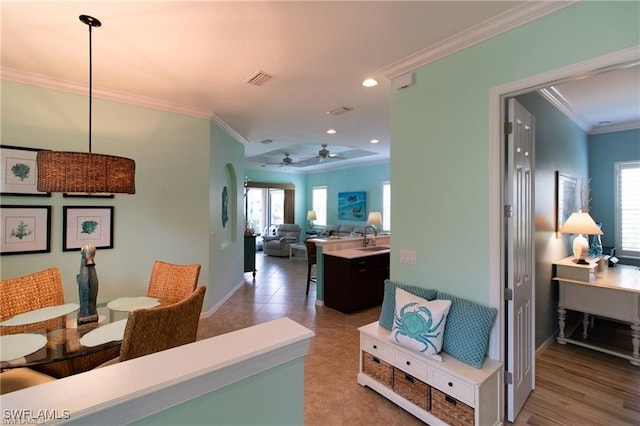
[392,367,431,410]
[431,387,474,426]
[362,351,393,387]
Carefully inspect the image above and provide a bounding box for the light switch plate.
[400,249,416,265]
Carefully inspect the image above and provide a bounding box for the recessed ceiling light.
[260,139,274,144]
[598,120,613,126]
[370,139,379,144]
[326,129,337,134]
[362,78,378,87]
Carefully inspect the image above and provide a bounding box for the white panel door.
[505,98,535,422]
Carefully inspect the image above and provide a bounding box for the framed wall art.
[0,205,51,255]
[0,145,50,196]
[338,191,366,221]
[556,171,578,236]
[63,206,114,251]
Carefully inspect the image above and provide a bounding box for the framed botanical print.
[0,145,50,196]
[63,206,114,251]
[0,205,52,255]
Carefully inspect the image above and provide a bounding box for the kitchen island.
[310,235,390,308]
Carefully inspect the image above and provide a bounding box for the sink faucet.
[363,225,378,247]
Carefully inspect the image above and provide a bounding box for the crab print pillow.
[388,288,452,361]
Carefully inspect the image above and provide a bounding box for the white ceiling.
[2,1,638,172]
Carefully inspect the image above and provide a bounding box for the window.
[615,161,640,258]
[382,181,391,232]
[312,186,327,226]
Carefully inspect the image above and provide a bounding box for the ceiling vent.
[246,71,274,86]
[327,106,353,116]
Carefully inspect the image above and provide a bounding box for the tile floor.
[196,252,425,425]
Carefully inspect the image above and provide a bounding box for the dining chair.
[0,268,65,335]
[304,240,317,295]
[117,285,206,362]
[0,368,56,395]
[146,261,201,304]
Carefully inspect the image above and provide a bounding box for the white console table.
[553,256,640,366]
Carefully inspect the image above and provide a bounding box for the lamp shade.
[37,151,136,194]
[307,210,317,221]
[367,212,382,226]
[558,211,603,264]
[558,212,603,235]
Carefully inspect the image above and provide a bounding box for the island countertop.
[322,245,390,259]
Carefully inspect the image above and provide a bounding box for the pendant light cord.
[80,15,101,154]
[88,22,93,154]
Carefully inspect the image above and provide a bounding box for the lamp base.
[573,258,589,265]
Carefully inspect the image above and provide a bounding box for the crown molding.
[538,87,591,133]
[589,120,640,135]
[1,67,214,120]
[211,114,249,145]
[380,1,578,79]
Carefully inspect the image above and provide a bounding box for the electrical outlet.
[400,249,416,265]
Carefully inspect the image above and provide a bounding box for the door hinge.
[504,205,513,218]
[504,122,513,135]
[505,288,513,301]
[505,371,513,385]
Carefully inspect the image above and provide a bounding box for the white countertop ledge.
[1,317,315,425]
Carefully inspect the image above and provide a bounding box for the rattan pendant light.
[37,15,136,194]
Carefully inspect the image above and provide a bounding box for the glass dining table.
[0,304,127,378]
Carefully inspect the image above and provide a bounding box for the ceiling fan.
[316,144,346,162]
[266,153,295,167]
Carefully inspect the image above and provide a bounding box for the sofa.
[317,224,367,237]
[262,224,301,257]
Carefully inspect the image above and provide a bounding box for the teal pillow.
[379,280,437,330]
[437,292,497,369]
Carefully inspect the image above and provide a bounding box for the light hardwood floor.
[197,253,640,425]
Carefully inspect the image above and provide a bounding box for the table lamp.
[367,212,382,231]
[307,210,317,229]
[558,211,603,264]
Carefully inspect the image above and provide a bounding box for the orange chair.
[146,261,201,304]
[107,286,206,363]
[0,268,65,335]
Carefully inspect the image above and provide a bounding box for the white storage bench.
[358,321,503,426]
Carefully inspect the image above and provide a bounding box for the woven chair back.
[145,261,201,304]
[305,239,317,266]
[119,286,206,362]
[0,268,65,335]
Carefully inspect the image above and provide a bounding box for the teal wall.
[390,1,640,304]
[588,128,640,260]
[245,162,390,229]
[133,358,305,426]
[0,81,246,312]
[306,163,390,226]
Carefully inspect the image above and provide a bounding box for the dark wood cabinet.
[244,235,256,277]
[324,252,389,313]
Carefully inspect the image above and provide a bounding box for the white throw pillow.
[388,287,452,360]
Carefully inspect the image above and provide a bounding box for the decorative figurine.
[77,244,99,324]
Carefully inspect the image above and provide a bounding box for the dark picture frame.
[0,205,52,255]
[64,193,114,198]
[556,171,578,236]
[63,206,114,251]
[0,145,51,196]
[338,191,366,221]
